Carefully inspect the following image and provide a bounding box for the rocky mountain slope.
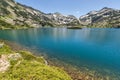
[79,7,120,28]
[0,0,120,29]
[46,12,79,26]
[0,0,79,29]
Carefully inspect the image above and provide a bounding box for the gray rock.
[8,53,22,60]
[0,43,4,48]
[0,55,10,73]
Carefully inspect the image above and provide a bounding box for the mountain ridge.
[79,7,120,28]
[0,0,120,29]
[0,0,79,29]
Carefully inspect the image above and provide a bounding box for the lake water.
[0,28,120,79]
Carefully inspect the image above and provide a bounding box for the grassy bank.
[1,41,119,80]
[0,42,72,80]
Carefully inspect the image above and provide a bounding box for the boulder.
[0,43,4,48]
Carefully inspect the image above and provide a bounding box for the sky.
[15,0,120,18]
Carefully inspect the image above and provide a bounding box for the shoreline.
[1,40,120,80]
[1,40,82,79]
[0,40,72,80]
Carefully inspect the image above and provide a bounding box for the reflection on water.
[0,28,120,79]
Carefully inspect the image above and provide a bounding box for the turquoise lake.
[0,28,120,79]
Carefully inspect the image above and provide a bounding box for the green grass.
[0,44,13,55]
[0,43,72,80]
[19,51,45,64]
[0,60,71,80]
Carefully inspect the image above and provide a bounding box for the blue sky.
[16,0,120,18]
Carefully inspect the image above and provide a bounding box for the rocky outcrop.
[0,53,22,72]
[0,55,10,73]
[0,43,4,48]
[8,53,22,60]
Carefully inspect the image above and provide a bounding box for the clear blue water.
[0,28,120,78]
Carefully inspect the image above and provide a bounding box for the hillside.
[0,41,72,80]
[0,0,120,29]
[0,0,79,29]
[79,7,120,28]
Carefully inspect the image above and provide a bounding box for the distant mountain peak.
[79,7,120,28]
[100,7,114,11]
[54,12,61,15]
[102,7,111,9]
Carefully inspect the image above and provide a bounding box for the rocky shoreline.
[0,40,72,80]
[1,40,119,80]
[0,40,83,80]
